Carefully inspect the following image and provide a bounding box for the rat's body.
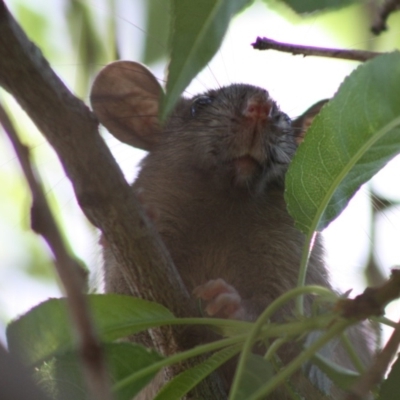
[104,83,328,314]
[92,62,374,399]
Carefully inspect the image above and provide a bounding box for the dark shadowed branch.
[371,0,400,35]
[344,319,400,400]
[338,269,400,320]
[341,269,400,399]
[0,0,185,342]
[0,1,226,397]
[0,102,113,400]
[0,343,52,400]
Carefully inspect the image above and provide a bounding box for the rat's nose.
[244,93,273,121]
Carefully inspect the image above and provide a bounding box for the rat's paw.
[193,278,245,320]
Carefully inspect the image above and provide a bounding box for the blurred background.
[1,0,400,345]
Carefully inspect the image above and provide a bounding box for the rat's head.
[165,83,297,189]
[90,61,326,192]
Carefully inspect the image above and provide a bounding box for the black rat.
[90,61,374,399]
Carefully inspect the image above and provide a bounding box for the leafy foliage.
[230,354,275,400]
[309,353,359,390]
[153,345,242,399]
[143,0,172,64]
[281,0,356,13]
[6,295,174,366]
[6,290,381,399]
[162,0,253,118]
[286,52,400,233]
[36,343,163,400]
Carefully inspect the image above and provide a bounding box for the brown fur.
[91,62,374,399]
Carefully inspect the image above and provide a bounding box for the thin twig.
[371,0,400,35]
[252,37,382,62]
[344,319,400,400]
[0,103,113,400]
[338,269,400,320]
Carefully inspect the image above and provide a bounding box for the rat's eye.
[276,112,291,126]
[191,95,214,117]
[272,108,291,126]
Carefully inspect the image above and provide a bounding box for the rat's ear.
[90,61,162,151]
[292,99,329,144]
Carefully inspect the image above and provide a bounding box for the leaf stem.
[295,231,316,315]
[374,316,398,328]
[112,333,247,393]
[246,319,351,400]
[340,332,365,373]
[229,285,334,399]
[264,338,290,361]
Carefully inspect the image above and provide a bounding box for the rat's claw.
[193,278,245,320]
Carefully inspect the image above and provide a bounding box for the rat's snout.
[243,93,273,121]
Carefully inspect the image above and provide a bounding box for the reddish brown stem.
[344,319,400,399]
[371,0,400,35]
[252,37,382,62]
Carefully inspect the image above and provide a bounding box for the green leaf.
[108,344,163,400]
[143,0,172,64]
[281,0,355,13]
[379,353,400,399]
[286,52,400,234]
[154,344,242,399]
[66,0,108,95]
[161,0,253,119]
[7,294,175,366]
[231,354,275,400]
[36,342,163,400]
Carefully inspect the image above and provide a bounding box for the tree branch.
[0,102,112,400]
[344,319,400,400]
[371,0,400,35]
[0,0,185,339]
[338,269,400,399]
[252,37,382,62]
[338,269,400,320]
[0,1,226,398]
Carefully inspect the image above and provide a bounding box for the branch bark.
[0,1,226,398]
[344,319,400,400]
[0,102,113,400]
[340,270,400,399]
[371,0,400,35]
[252,37,382,62]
